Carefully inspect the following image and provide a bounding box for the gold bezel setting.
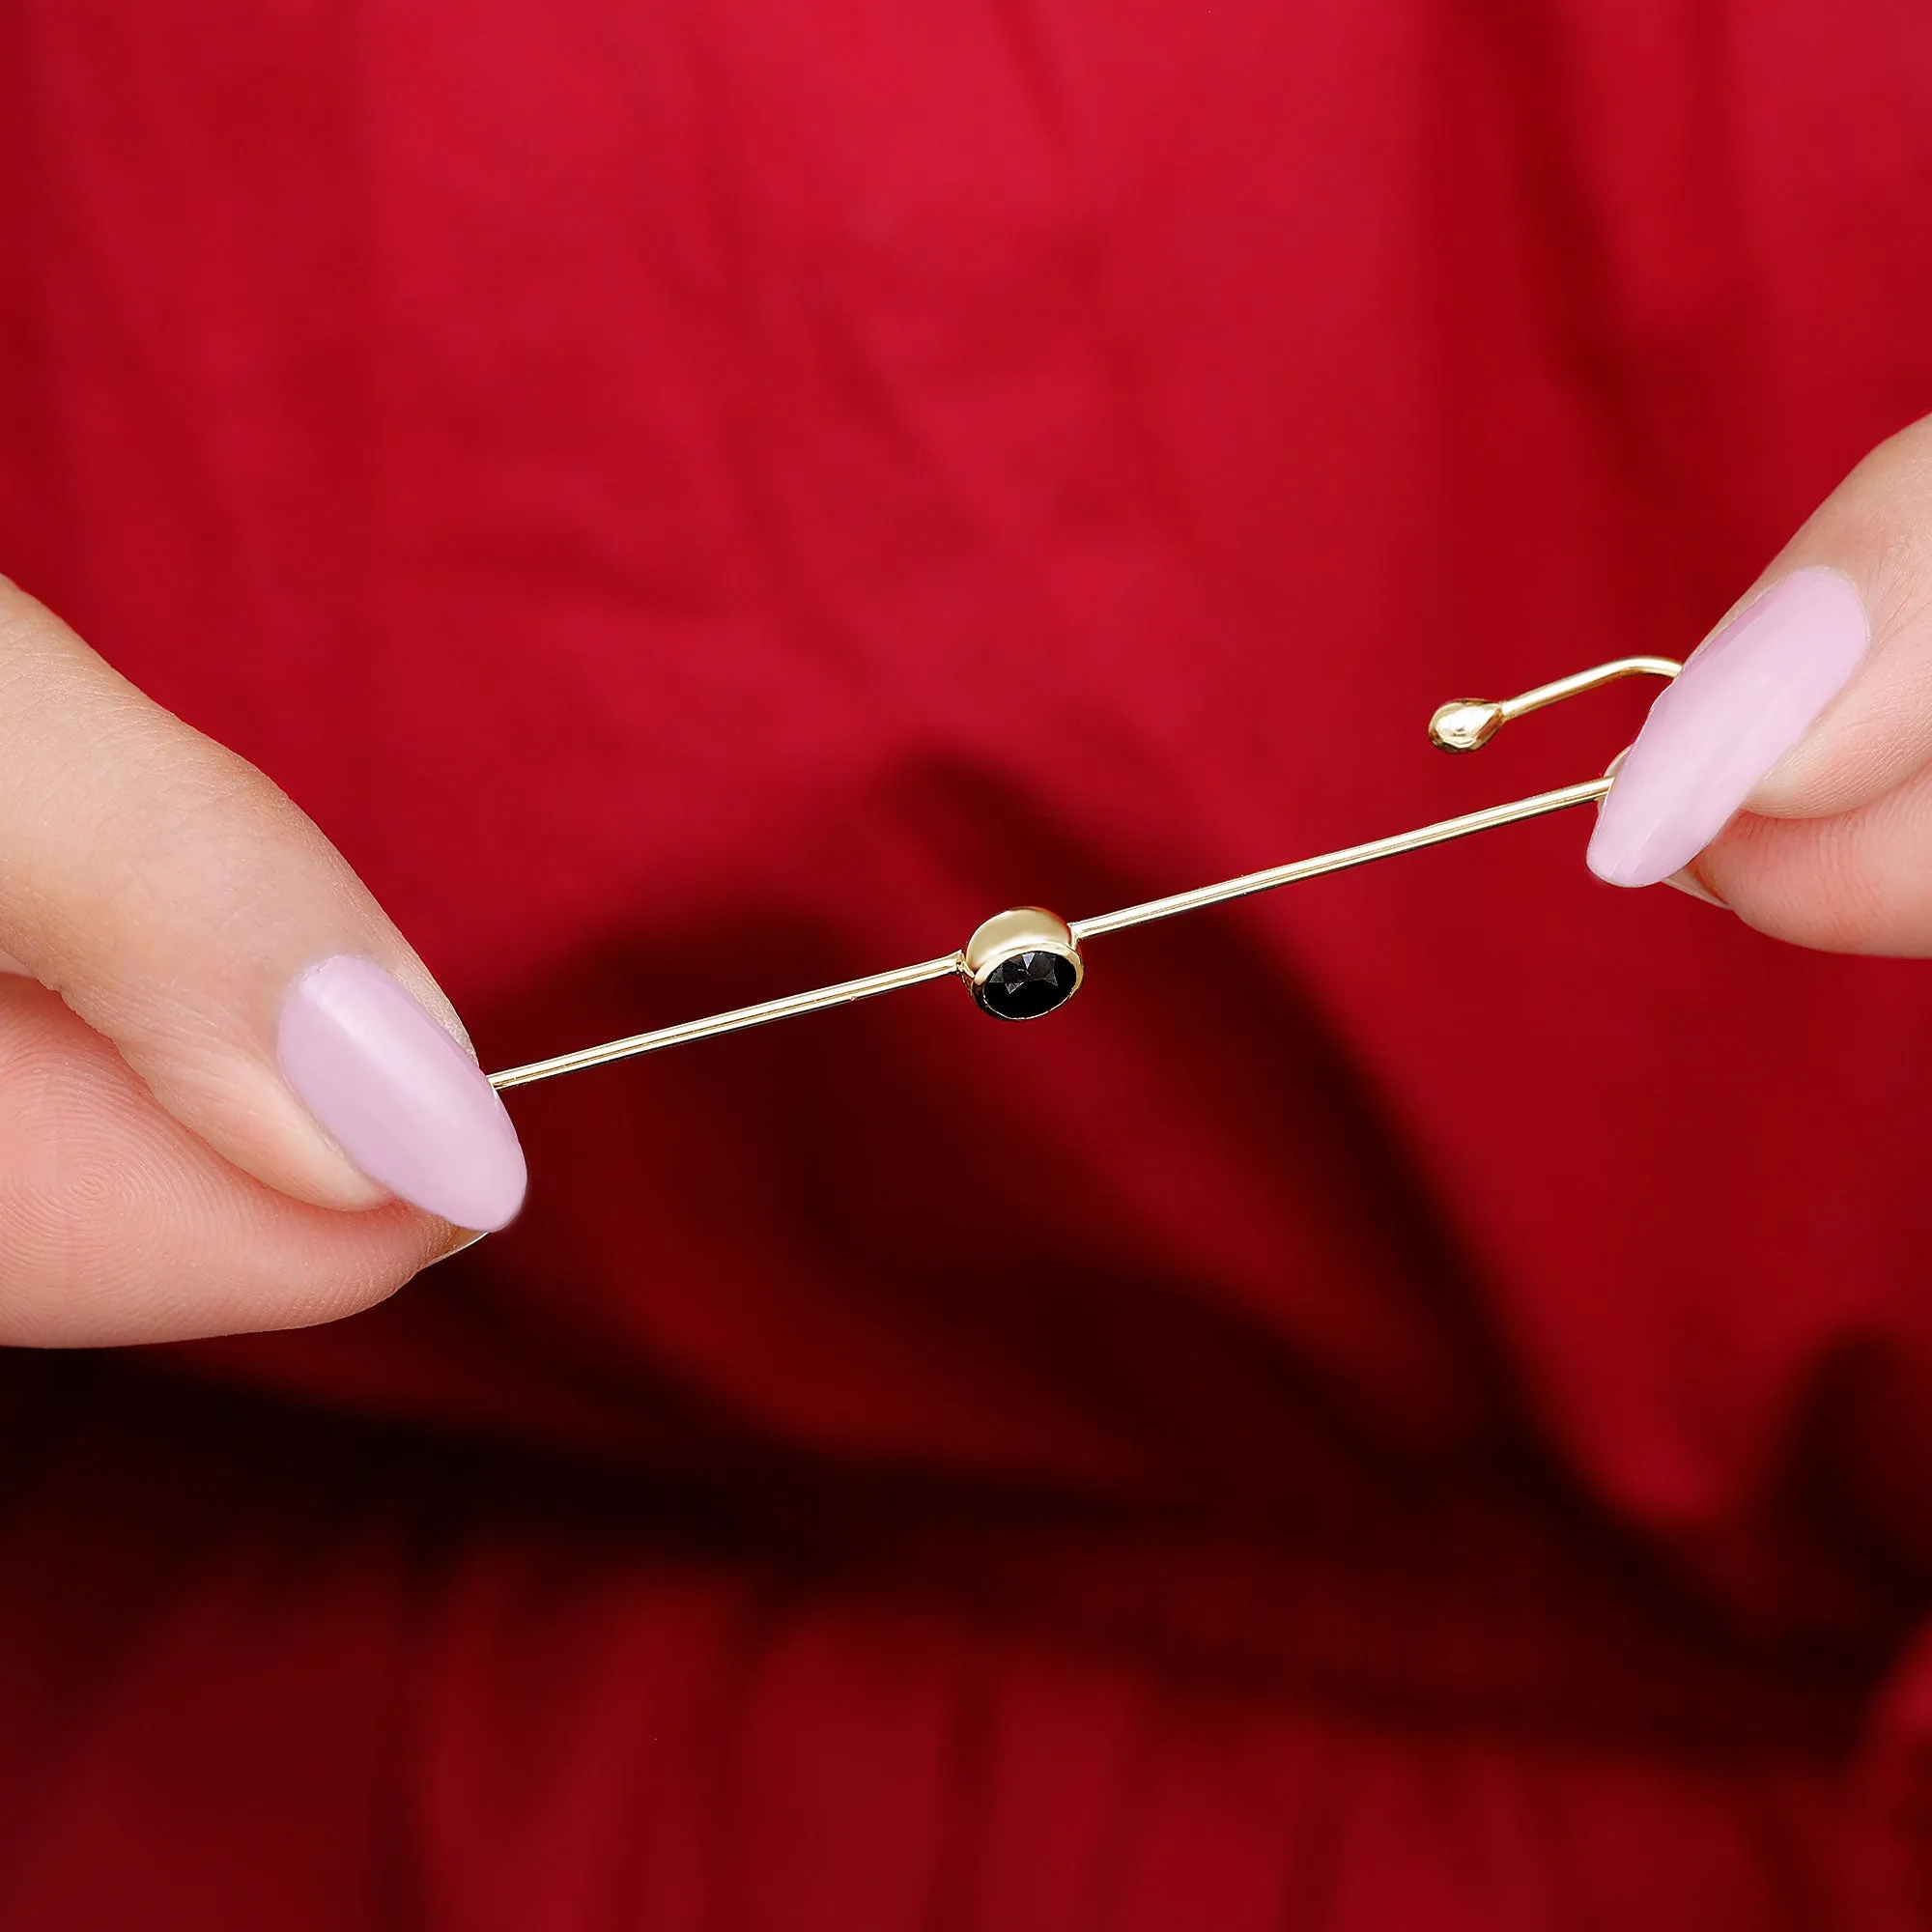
[960,907,1084,1021]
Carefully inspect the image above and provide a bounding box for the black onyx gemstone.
[980,948,1078,1021]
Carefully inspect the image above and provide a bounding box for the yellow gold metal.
[1066,778,1618,941]
[488,953,962,1090]
[487,655,1679,1092]
[961,907,1078,980]
[961,906,1084,1020]
[1429,656,1681,753]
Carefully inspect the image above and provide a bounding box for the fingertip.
[1583,568,1868,892]
[1586,810,1681,890]
[0,980,441,1345]
[274,954,527,1233]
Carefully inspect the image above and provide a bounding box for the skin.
[7,412,1932,1346]
[0,577,467,1346]
[1672,417,1932,949]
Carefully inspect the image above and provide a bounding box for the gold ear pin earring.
[485,656,1680,1094]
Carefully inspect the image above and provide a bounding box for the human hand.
[0,576,525,1347]
[1590,414,1932,953]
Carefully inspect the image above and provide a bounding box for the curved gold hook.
[489,656,1681,1091]
[1428,655,1684,753]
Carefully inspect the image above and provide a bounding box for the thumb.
[1588,416,1932,954]
[0,576,525,1251]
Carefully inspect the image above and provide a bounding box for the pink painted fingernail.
[276,955,526,1231]
[1587,566,1869,888]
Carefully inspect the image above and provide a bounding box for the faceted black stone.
[979,947,1078,1021]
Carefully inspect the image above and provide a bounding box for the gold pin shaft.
[487,658,1676,1094]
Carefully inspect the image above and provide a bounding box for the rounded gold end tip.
[1429,699,1506,753]
[962,907,1083,1022]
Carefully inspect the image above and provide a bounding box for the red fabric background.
[4,0,1932,1923]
